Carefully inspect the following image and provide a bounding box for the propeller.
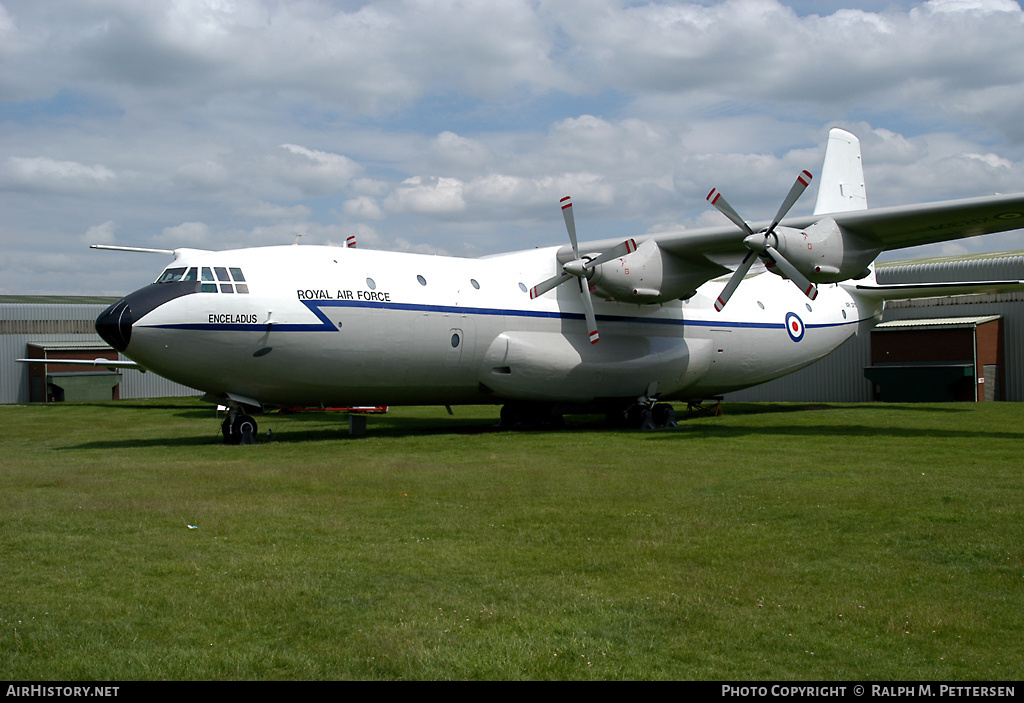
[708,170,817,311]
[529,195,638,344]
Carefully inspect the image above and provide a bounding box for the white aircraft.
[65,129,1024,441]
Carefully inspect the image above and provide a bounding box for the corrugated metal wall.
[876,255,1024,285]
[882,293,1024,401]
[1,300,199,404]
[725,256,1024,402]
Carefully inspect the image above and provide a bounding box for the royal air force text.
[296,289,391,302]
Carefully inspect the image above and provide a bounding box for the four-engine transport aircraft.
[64,129,1024,441]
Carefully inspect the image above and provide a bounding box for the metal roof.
[874,315,1002,330]
[26,341,115,351]
[0,295,119,305]
[876,254,1024,285]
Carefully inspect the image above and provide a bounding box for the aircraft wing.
[565,192,1024,266]
[800,192,1024,252]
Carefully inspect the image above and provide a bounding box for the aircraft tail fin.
[814,128,867,215]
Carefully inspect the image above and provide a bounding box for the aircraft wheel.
[639,407,656,431]
[499,404,523,429]
[500,403,563,430]
[221,416,238,444]
[620,403,660,430]
[653,403,677,429]
[622,404,650,429]
[222,414,258,445]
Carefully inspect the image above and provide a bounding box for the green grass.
[1,399,1022,680]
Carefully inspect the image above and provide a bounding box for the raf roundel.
[785,312,805,342]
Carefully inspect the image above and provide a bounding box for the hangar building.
[725,253,1024,403]
[1,296,198,404]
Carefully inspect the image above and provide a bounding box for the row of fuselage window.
[159,267,539,297]
[157,266,249,294]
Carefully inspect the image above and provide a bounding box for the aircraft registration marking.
[927,212,1023,231]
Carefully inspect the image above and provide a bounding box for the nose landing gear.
[222,411,258,445]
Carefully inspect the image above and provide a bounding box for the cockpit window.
[159,265,249,293]
[213,267,232,292]
[156,267,186,283]
[233,270,248,292]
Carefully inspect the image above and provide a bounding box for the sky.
[2,0,1024,296]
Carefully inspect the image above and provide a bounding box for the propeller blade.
[560,196,580,258]
[707,188,755,236]
[530,271,573,299]
[714,250,757,312]
[578,277,600,344]
[546,196,600,343]
[764,246,818,301]
[766,170,813,234]
[708,169,815,313]
[584,238,638,270]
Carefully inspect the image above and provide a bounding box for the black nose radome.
[96,280,201,353]
[96,298,133,352]
[95,298,133,352]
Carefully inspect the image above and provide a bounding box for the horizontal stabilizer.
[90,244,175,255]
[852,280,1024,301]
[16,357,143,370]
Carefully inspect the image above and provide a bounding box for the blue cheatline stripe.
[145,298,867,333]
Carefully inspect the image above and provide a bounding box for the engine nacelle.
[770,218,881,283]
[587,239,718,304]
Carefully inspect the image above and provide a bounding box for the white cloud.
[2,0,1024,293]
[1,156,116,192]
[174,160,230,192]
[921,0,1021,13]
[960,152,1014,169]
[430,131,493,172]
[236,200,312,220]
[82,220,119,245]
[343,196,385,220]
[277,144,363,196]
[155,221,212,247]
[385,176,467,215]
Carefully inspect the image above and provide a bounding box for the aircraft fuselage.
[97,244,879,411]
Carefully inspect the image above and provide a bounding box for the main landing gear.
[498,400,678,431]
[618,401,678,430]
[498,402,566,430]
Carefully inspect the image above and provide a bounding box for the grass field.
[1,399,1021,681]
